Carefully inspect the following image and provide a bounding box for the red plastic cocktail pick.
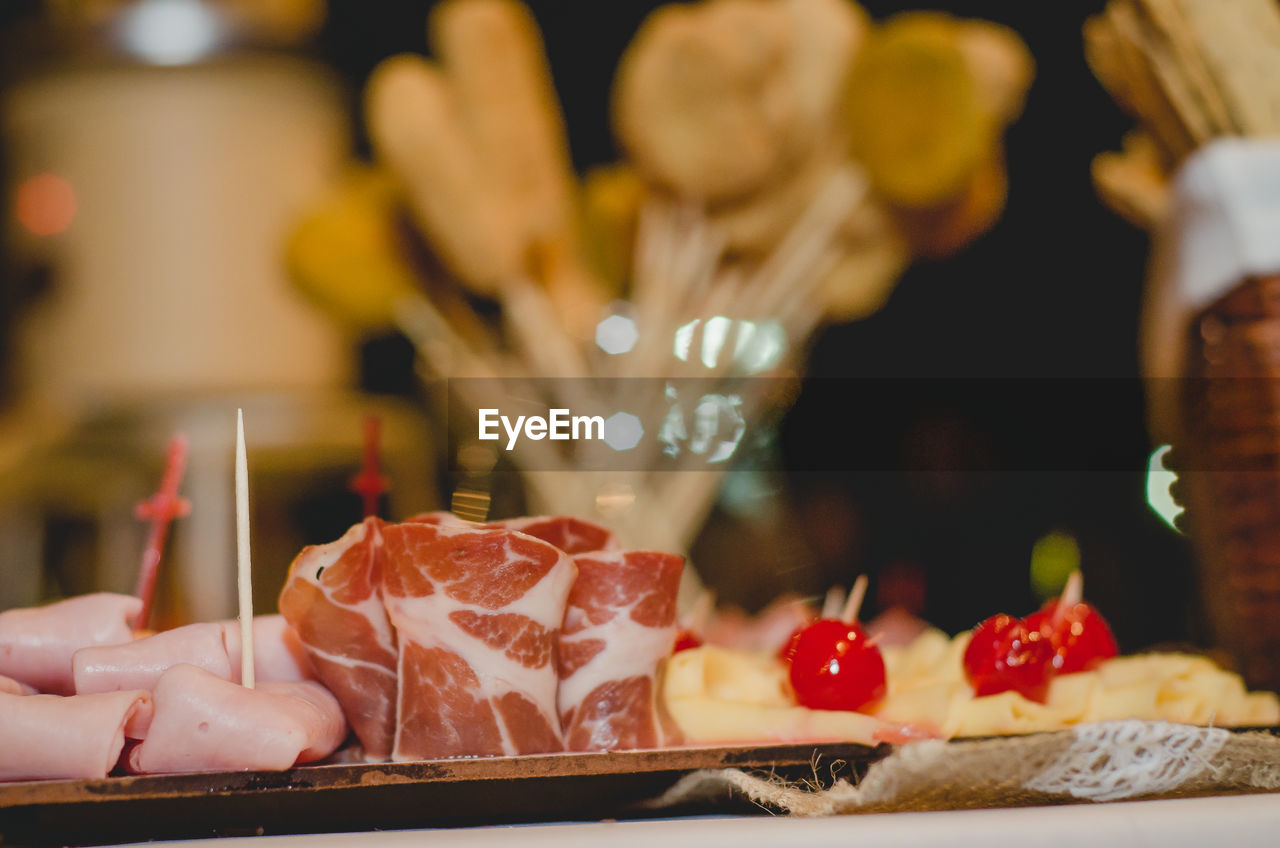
[132,434,192,631]
[350,414,390,519]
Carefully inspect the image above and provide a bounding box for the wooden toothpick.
[235,409,255,689]
[821,585,846,621]
[1052,570,1084,630]
[840,574,869,626]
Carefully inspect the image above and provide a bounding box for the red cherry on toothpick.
[786,619,887,712]
[962,613,1054,703]
[1026,601,1118,674]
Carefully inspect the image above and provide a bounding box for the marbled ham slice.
[380,521,576,760]
[279,517,397,760]
[127,664,346,774]
[404,511,469,527]
[0,689,153,781]
[558,551,684,752]
[405,513,618,555]
[0,593,140,695]
[481,516,617,555]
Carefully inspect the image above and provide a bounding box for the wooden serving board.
[0,742,889,846]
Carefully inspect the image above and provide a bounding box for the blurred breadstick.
[1084,7,1197,164]
[709,142,844,257]
[365,53,523,293]
[582,163,645,292]
[1092,131,1170,230]
[430,0,576,249]
[432,0,605,329]
[613,0,794,203]
[779,0,868,150]
[819,201,910,323]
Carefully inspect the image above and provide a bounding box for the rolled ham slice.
[127,664,347,774]
[0,674,36,696]
[558,550,684,752]
[220,615,315,684]
[279,518,397,760]
[0,593,140,695]
[74,622,231,696]
[380,521,576,760]
[404,511,469,527]
[0,689,152,781]
[405,514,618,555]
[74,616,316,698]
[480,516,617,555]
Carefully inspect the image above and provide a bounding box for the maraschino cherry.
[1025,571,1118,674]
[778,585,841,662]
[784,576,887,712]
[962,612,1054,703]
[673,630,704,653]
[672,591,714,654]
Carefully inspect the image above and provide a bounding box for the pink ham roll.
[558,550,685,752]
[0,689,152,781]
[0,674,36,696]
[0,593,140,694]
[74,616,315,697]
[380,521,577,760]
[220,615,316,684]
[74,622,230,696]
[127,664,347,774]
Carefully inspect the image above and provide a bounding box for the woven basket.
[1181,274,1280,691]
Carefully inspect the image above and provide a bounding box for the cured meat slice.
[558,550,684,752]
[127,664,347,774]
[73,622,230,696]
[0,593,140,695]
[405,513,617,554]
[278,518,397,760]
[404,511,469,527]
[0,689,152,781]
[220,615,316,684]
[380,521,576,759]
[481,516,617,555]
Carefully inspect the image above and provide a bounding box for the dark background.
[0,0,1196,648]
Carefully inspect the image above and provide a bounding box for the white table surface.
[131,792,1280,848]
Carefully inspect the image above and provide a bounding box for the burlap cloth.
[647,721,1280,815]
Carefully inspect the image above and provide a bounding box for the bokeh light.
[15,173,76,236]
[595,313,638,355]
[121,0,223,66]
[1029,531,1080,602]
[1146,444,1183,532]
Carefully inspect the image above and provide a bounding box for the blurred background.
[0,0,1195,654]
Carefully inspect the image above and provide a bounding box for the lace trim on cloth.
[647,721,1280,815]
[1025,721,1228,801]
